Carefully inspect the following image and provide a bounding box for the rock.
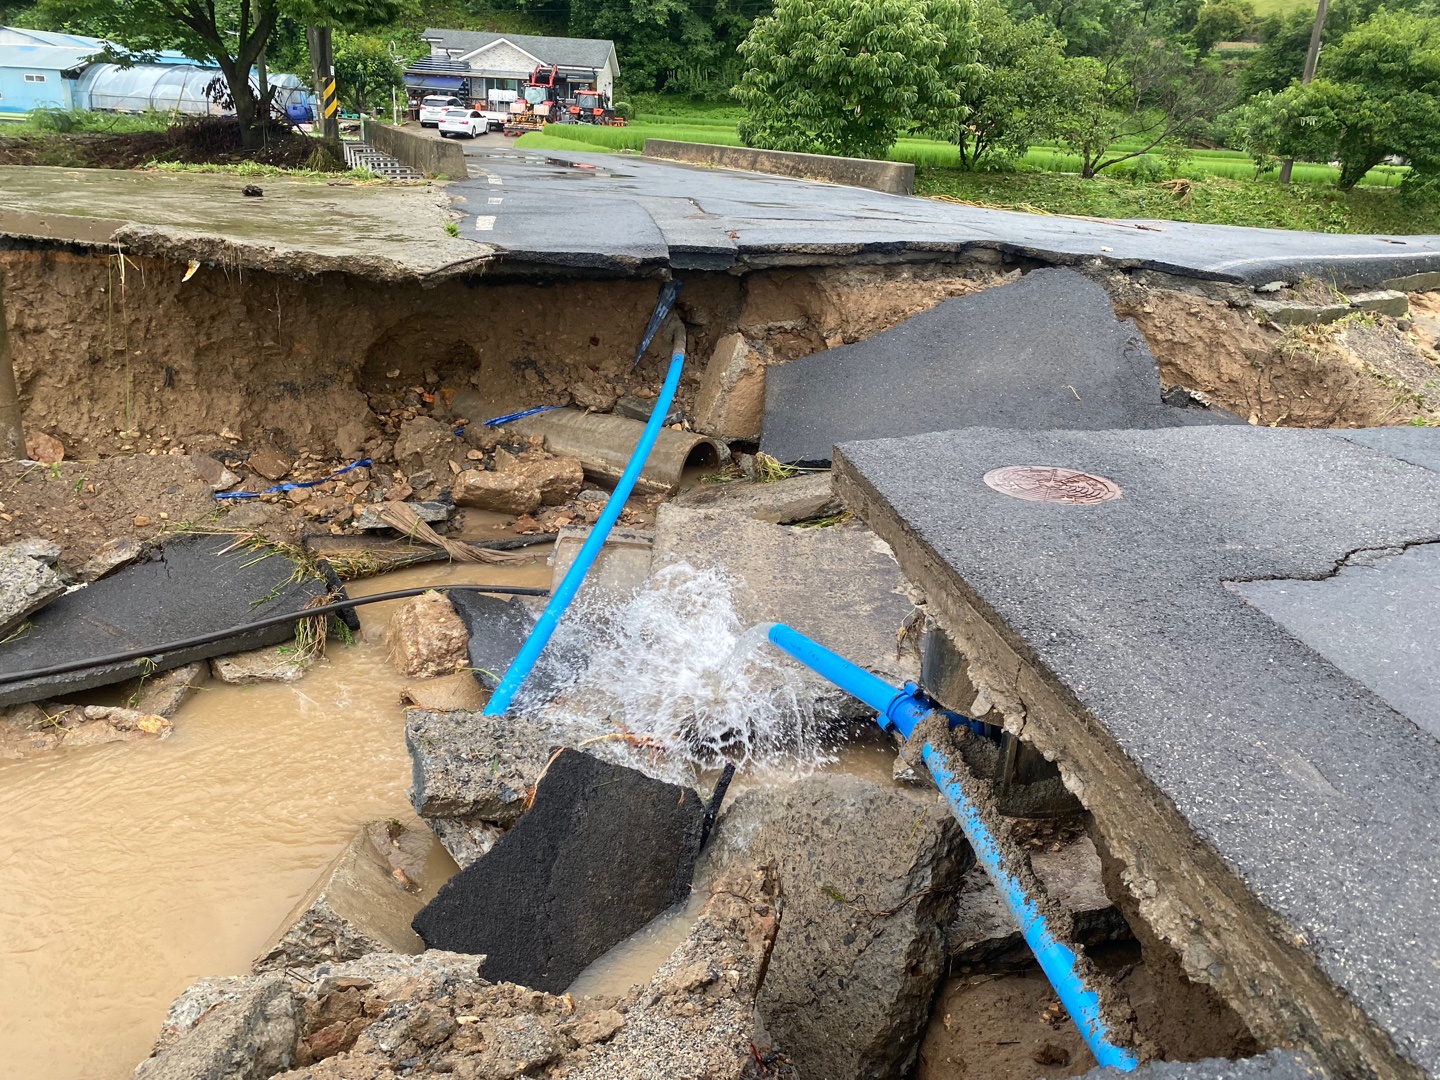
[452,469,542,516]
[411,749,708,993]
[0,542,65,636]
[0,702,65,759]
[133,514,153,528]
[132,662,207,717]
[211,645,312,684]
[693,332,767,441]
[672,472,841,524]
[1254,281,1288,293]
[570,372,621,412]
[614,391,682,425]
[78,537,144,582]
[352,501,452,531]
[394,417,466,480]
[399,671,488,712]
[253,821,446,972]
[135,975,298,1080]
[1252,299,1351,326]
[426,817,504,869]
[191,454,241,491]
[698,773,969,1080]
[8,538,60,564]
[519,455,584,506]
[248,446,294,482]
[24,430,64,464]
[406,709,560,825]
[1349,289,1410,318]
[386,591,469,679]
[58,704,172,746]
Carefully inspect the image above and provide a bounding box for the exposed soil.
[0,118,330,171]
[1110,282,1440,427]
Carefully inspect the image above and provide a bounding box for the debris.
[760,268,1210,465]
[405,708,561,826]
[77,536,144,582]
[191,454,242,492]
[211,645,313,684]
[241,184,263,197]
[134,975,297,1080]
[512,408,726,496]
[399,671,488,712]
[45,704,174,747]
[253,820,446,972]
[426,818,503,869]
[412,749,707,993]
[131,661,207,718]
[1348,289,1410,318]
[693,333,769,441]
[369,501,525,565]
[445,591,535,691]
[352,500,451,531]
[453,467,542,515]
[386,591,469,679]
[248,446,294,482]
[672,471,841,524]
[24,431,64,464]
[698,773,968,1080]
[0,539,65,636]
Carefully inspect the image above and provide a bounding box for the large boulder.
[699,773,969,1080]
[387,591,469,679]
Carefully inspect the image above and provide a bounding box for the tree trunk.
[233,86,263,149]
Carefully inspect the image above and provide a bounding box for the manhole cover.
[983,466,1122,504]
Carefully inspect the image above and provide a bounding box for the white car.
[438,107,488,138]
[418,95,460,127]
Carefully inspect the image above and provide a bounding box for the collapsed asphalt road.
[452,144,1440,285]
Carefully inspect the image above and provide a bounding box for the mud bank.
[4,247,1436,466]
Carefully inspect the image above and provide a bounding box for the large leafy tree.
[1242,11,1440,188]
[732,0,975,159]
[1051,30,1231,175]
[333,30,402,114]
[33,0,406,145]
[945,0,1071,167]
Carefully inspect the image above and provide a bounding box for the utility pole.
[306,26,340,143]
[0,274,24,461]
[1279,0,1329,183]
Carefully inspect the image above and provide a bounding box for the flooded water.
[0,558,549,1080]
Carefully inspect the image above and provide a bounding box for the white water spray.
[518,562,836,772]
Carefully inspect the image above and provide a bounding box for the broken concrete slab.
[948,834,1127,967]
[551,526,653,604]
[697,773,968,1080]
[446,590,534,691]
[426,817,503,869]
[254,820,446,972]
[77,536,145,582]
[0,540,65,637]
[211,645,313,685]
[134,975,298,1080]
[652,505,919,689]
[1339,425,1440,475]
[131,662,206,717]
[833,424,1440,1079]
[406,708,555,826]
[412,749,707,993]
[672,471,842,524]
[0,533,333,707]
[693,331,768,440]
[759,268,1206,465]
[352,501,451,531]
[386,591,469,679]
[1348,289,1409,317]
[1252,298,1351,325]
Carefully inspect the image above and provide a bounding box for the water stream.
[0,558,550,1080]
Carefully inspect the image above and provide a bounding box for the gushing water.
[519,563,835,771]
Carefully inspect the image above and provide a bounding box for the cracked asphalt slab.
[833,424,1440,1077]
[453,145,1440,285]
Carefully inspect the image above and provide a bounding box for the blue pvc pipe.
[484,341,687,716]
[765,623,1139,1072]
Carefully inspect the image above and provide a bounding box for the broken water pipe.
[764,621,1142,1073]
[484,296,689,716]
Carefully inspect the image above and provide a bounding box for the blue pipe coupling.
[764,622,1139,1072]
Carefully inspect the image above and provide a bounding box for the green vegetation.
[915,169,1440,232]
[5,108,173,134]
[333,32,405,116]
[144,160,386,180]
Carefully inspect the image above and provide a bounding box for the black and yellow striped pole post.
[305,26,340,143]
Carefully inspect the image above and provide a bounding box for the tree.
[34,0,405,146]
[732,0,975,159]
[333,31,401,114]
[1248,11,1440,188]
[1051,31,1231,175]
[1190,0,1251,53]
[944,0,1071,168]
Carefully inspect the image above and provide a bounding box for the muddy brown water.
[0,559,550,1080]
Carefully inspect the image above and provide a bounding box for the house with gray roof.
[413,29,618,103]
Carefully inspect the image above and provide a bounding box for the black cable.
[0,585,550,688]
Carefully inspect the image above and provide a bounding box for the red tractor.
[566,87,618,125]
[503,65,563,135]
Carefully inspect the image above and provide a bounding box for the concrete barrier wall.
[361,120,469,180]
[642,139,914,196]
